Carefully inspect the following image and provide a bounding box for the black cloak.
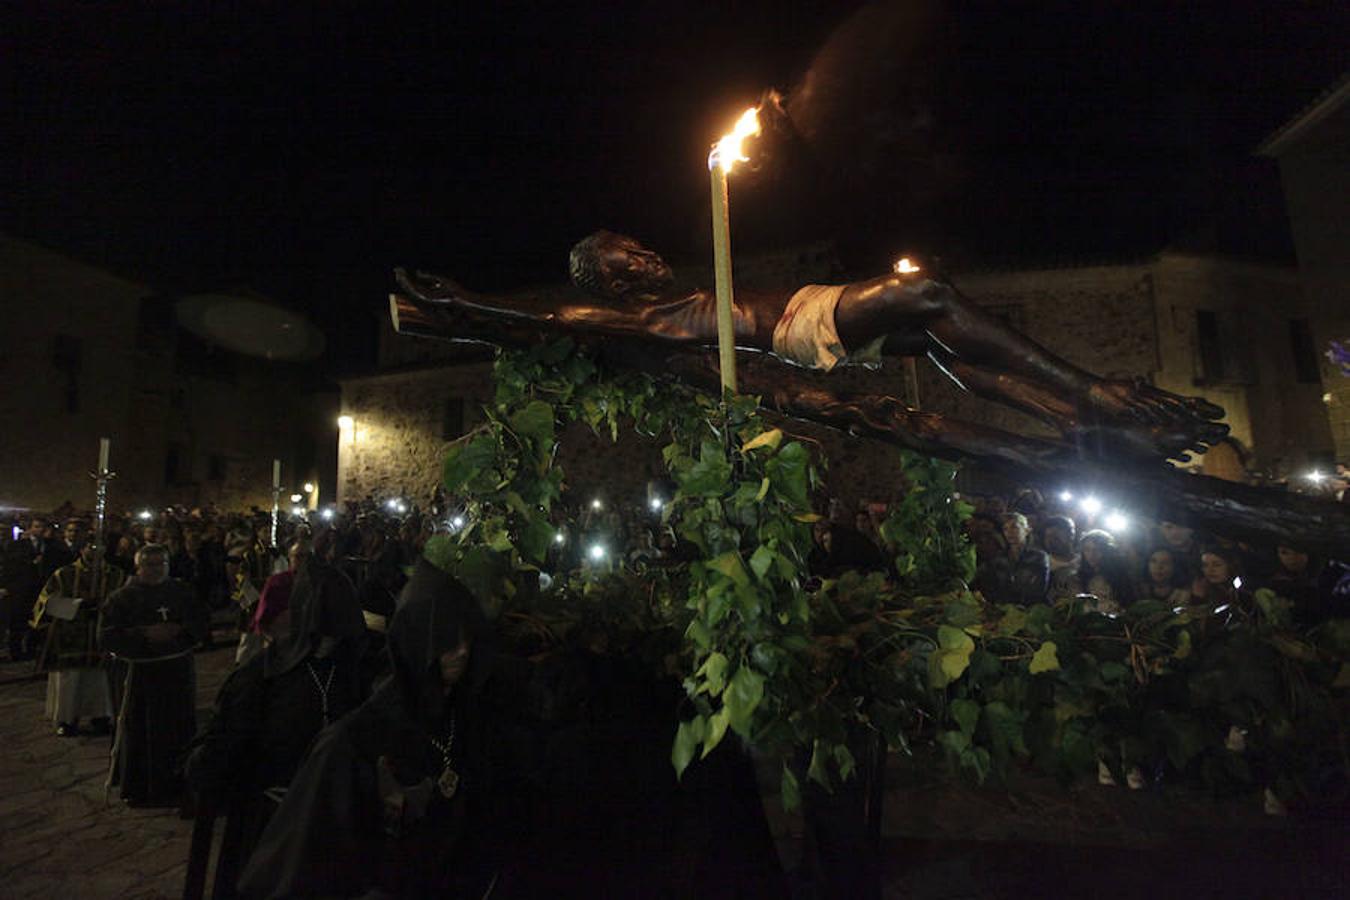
[237,558,528,899]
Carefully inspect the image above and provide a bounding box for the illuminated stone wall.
[1263,87,1350,464]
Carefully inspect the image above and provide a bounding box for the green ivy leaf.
[680,441,734,497]
[807,740,831,788]
[781,765,801,811]
[1100,661,1129,682]
[672,715,706,778]
[982,700,1029,761]
[706,588,733,627]
[938,728,971,757]
[741,428,783,453]
[1254,588,1292,628]
[708,551,750,588]
[453,546,506,607]
[723,665,765,737]
[518,513,556,565]
[685,617,712,651]
[1029,641,1061,674]
[833,744,857,782]
[765,441,811,508]
[702,707,730,759]
[951,698,981,736]
[1024,604,1056,637]
[748,544,775,581]
[442,432,497,492]
[929,624,976,688]
[422,534,458,574]
[997,605,1028,635]
[697,651,730,695]
[538,337,574,364]
[941,592,983,627]
[1269,634,1318,662]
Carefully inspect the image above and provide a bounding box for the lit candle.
[272,459,281,489]
[98,437,110,472]
[708,107,760,394]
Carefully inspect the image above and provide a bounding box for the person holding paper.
[30,541,126,736]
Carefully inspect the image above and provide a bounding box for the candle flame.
[709,107,761,173]
[893,257,920,274]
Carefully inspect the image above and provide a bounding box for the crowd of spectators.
[0,486,694,663]
[4,466,1348,664]
[800,475,1350,625]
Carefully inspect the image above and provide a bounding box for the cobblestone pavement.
[0,645,234,900]
[3,642,1344,899]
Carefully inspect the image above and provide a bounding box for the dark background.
[4,1,1346,370]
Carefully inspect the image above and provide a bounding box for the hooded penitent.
[262,557,366,679]
[385,556,493,729]
[238,557,506,899]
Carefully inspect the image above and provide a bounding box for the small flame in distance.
[893,257,920,274]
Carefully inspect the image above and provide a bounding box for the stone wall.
[337,363,668,511]
[1150,252,1329,473]
[0,237,335,514]
[1269,97,1350,462]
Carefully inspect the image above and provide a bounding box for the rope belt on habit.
[104,648,195,805]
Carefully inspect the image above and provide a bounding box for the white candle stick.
[707,107,760,395]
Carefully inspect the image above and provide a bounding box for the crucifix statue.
[396,230,1227,463]
[389,232,1350,556]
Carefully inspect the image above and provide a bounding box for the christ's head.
[569,231,674,301]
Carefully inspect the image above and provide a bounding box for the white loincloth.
[45,668,112,723]
[771,284,885,371]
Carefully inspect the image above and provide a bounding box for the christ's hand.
[395,268,469,306]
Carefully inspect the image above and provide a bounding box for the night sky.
[5,1,1346,370]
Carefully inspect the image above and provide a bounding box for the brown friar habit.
[100,577,210,807]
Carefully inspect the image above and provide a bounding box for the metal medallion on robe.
[437,766,460,799]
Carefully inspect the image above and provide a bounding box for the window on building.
[442,397,466,441]
[1288,318,1323,384]
[1195,309,1256,385]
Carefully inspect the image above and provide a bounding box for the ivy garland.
[427,340,1350,811]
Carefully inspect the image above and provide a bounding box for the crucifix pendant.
[437,766,460,800]
[156,605,170,621]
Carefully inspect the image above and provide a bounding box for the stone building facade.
[1259,75,1350,461]
[338,246,1331,516]
[0,237,336,514]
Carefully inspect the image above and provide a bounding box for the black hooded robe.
[238,558,529,899]
[186,558,367,898]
